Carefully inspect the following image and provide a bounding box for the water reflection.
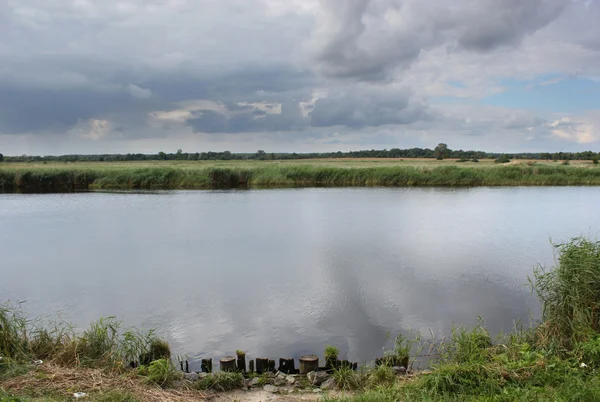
[1,187,598,367]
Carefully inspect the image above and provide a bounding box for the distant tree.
[433,143,449,160]
[256,150,266,160]
[158,151,167,160]
[0,153,3,162]
[540,153,552,161]
[593,156,599,165]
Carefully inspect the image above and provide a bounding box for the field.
[1,158,600,191]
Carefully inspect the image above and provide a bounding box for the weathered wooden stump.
[268,359,275,372]
[255,358,269,374]
[299,355,319,374]
[237,355,246,373]
[278,358,296,374]
[220,356,237,372]
[201,358,213,373]
[249,360,255,373]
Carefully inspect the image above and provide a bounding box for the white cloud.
[127,84,152,99]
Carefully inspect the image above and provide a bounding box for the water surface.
[1,187,598,366]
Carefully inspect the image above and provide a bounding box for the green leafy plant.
[194,372,244,391]
[146,358,180,387]
[332,366,362,390]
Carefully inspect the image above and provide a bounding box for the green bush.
[531,237,600,350]
[332,366,362,390]
[194,372,244,391]
[146,358,180,387]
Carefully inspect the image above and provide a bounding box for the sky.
[1,0,600,155]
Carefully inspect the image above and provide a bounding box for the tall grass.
[0,304,168,372]
[2,164,600,191]
[532,237,600,351]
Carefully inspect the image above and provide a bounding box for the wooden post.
[268,359,275,372]
[249,360,255,373]
[201,358,212,373]
[220,356,237,372]
[256,358,269,374]
[237,355,247,373]
[278,358,296,374]
[299,355,319,374]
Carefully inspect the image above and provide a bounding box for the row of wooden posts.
[197,354,358,375]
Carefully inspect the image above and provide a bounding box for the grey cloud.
[310,0,567,81]
[187,101,307,134]
[455,0,566,51]
[184,86,432,133]
[311,88,432,128]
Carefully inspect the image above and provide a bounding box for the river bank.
[2,237,600,401]
[2,159,600,191]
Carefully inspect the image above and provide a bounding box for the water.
[1,187,599,367]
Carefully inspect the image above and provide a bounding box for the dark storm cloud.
[310,0,567,81]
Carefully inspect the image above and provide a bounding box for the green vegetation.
[4,147,600,163]
[144,359,180,387]
[326,236,600,401]
[332,366,363,390]
[235,349,245,357]
[194,371,244,391]
[494,155,511,164]
[3,160,600,191]
[325,345,339,361]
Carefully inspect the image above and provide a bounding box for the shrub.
[562,160,570,165]
[494,157,511,164]
[531,237,600,350]
[593,157,599,165]
[325,344,340,365]
[146,358,180,387]
[366,365,396,389]
[195,372,244,391]
[332,366,363,390]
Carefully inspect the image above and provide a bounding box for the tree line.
[0,146,599,163]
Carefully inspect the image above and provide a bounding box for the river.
[1,187,598,366]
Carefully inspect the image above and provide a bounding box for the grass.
[193,372,244,392]
[324,236,600,401]
[2,159,600,191]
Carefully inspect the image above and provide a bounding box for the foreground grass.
[1,159,600,190]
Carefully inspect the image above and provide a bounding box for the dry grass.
[1,363,207,402]
[0,157,595,171]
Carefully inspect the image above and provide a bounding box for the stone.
[274,377,287,386]
[276,371,287,379]
[307,371,329,386]
[198,373,210,380]
[248,377,262,387]
[320,378,338,390]
[286,375,296,385]
[392,366,407,375]
[312,388,322,393]
[183,372,199,381]
[263,384,279,393]
[264,371,275,378]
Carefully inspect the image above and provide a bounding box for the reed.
[3,163,600,191]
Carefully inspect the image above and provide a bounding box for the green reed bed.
[2,163,600,191]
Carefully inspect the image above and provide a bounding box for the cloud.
[0,0,599,154]
[547,115,599,144]
[308,0,568,82]
[127,84,152,99]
